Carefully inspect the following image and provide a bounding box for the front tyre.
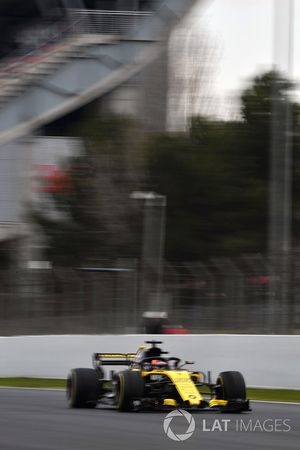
[215,371,248,412]
[67,368,100,408]
[216,371,246,400]
[114,370,144,411]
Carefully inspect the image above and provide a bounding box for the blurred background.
[0,0,299,335]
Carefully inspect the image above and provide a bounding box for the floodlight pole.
[269,0,294,333]
[130,191,167,310]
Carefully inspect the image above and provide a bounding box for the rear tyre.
[67,368,100,408]
[114,370,144,411]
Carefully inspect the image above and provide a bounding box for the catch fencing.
[0,254,299,335]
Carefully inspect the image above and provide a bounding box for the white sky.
[191,0,300,118]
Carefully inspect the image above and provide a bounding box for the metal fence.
[68,9,152,36]
[0,9,152,102]
[0,254,299,335]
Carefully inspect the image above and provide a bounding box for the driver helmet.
[151,359,167,369]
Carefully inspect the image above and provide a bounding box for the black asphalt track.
[0,388,299,450]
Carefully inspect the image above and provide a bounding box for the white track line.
[0,387,299,406]
[251,399,300,406]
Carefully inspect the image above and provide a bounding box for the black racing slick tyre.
[67,368,100,408]
[215,370,247,409]
[216,371,246,400]
[114,370,144,412]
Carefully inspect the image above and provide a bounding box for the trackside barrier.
[0,334,299,389]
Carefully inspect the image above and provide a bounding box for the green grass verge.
[0,378,299,403]
[247,388,300,403]
[0,378,66,389]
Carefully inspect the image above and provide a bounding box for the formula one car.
[66,340,250,412]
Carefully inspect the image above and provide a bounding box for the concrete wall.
[0,334,299,388]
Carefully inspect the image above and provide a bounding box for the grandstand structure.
[0,0,197,144]
[0,0,197,276]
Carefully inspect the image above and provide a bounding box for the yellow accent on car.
[163,399,177,407]
[118,373,125,408]
[97,353,136,359]
[140,370,202,406]
[209,399,228,408]
[166,371,202,406]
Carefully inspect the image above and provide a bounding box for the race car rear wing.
[93,353,136,366]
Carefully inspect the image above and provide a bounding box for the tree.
[30,71,300,266]
[146,70,300,261]
[29,115,147,268]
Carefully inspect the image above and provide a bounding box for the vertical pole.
[281,0,294,332]
[269,0,294,333]
[156,195,167,306]
[140,194,166,310]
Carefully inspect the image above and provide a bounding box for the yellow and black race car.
[66,340,250,412]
